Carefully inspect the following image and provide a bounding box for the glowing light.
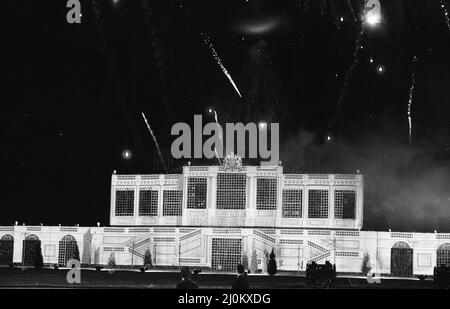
[122,150,132,160]
[365,13,381,26]
[376,65,385,74]
[340,17,344,22]
[370,58,374,64]
[364,0,381,27]
[259,122,267,130]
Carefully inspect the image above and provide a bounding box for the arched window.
[391,241,413,277]
[437,243,450,267]
[58,235,79,266]
[0,234,14,265]
[1,234,14,241]
[392,241,410,249]
[25,234,40,241]
[23,234,41,266]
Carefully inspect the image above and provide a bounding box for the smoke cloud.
[281,129,450,232]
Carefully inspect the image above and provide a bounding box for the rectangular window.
[216,173,247,209]
[308,190,329,218]
[334,190,356,219]
[163,190,182,216]
[211,238,242,271]
[139,190,158,216]
[187,178,207,209]
[256,178,278,210]
[115,189,134,216]
[282,189,302,218]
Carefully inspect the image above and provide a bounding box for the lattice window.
[187,177,207,209]
[308,190,329,218]
[334,190,356,219]
[163,190,182,216]
[211,238,242,271]
[391,245,413,277]
[256,178,277,210]
[437,243,450,267]
[0,234,14,265]
[282,189,302,218]
[23,235,40,266]
[216,173,247,209]
[280,239,303,245]
[115,188,134,216]
[58,235,78,266]
[336,251,359,257]
[139,189,158,216]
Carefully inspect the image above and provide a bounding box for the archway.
[437,243,450,267]
[0,234,14,265]
[391,241,413,277]
[23,234,41,266]
[58,235,79,266]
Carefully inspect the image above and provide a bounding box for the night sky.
[2,0,450,231]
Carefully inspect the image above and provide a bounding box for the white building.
[1,164,449,277]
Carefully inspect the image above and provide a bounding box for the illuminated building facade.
[1,165,449,277]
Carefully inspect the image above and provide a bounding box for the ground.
[0,267,440,289]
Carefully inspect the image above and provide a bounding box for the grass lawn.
[0,267,439,289]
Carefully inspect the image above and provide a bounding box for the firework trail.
[408,56,418,144]
[347,0,357,22]
[213,110,223,141]
[329,26,365,129]
[142,112,168,172]
[440,0,450,33]
[212,110,223,165]
[214,148,222,165]
[202,33,242,98]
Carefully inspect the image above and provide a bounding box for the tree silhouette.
[267,249,277,276]
[361,252,371,275]
[108,252,116,269]
[242,253,249,271]
[72,245,80,261]
[144,248,153,269]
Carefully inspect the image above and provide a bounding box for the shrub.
[144,248,153,269]
[267,249,277,276]
[72,245,80,261]
[361,252,371,275]
[250,250,258,273]
[261,250,268,273]
[108,252,116,269]
[242,254,249,271]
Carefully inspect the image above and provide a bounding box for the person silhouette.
[176,266,199,289]
[231,264,250,289]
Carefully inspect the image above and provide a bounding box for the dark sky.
[2,0,449,231]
